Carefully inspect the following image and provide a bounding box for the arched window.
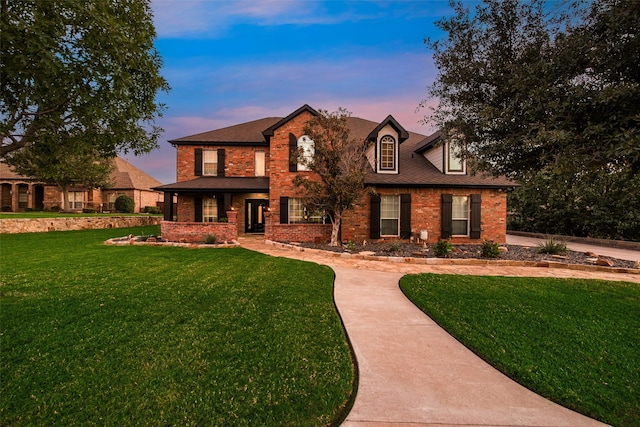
[380,135,396,170]
[297,135,314,171]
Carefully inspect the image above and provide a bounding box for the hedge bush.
[114,195,135,213]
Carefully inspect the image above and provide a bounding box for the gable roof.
[110,157,163,190]
[366,115,410,143]
[413,130,442,153]
[262,104,319,140]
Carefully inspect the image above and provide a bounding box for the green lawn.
[0,227,354,426]
[400,273,640,427]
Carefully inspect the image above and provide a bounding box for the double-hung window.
[380,135,396,170]
[452,196,469,235]
[68,191,84,210]
[288,198,324,224]
[255,151,265,177]
[380,195,399,236]
[203,198,218,222]
[203,151,218,176]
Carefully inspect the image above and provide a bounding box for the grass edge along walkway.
[400,273,640,427]
[0,227,355,426]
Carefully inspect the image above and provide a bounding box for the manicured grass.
[1,227,354,426]
[400,274,640,426]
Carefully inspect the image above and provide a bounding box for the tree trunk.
[329,213,341,246]
[61,185,69,212]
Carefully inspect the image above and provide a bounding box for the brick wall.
[264,212,332,243]
[176,144,270,182]
[341,187,507,244]
[161,211,238,243]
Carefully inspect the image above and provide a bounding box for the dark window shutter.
[470,193,482,239]
[217,196,225,219]
[223,193,232,213]
[194,197,203,222]
[441,194,453,239]
[370,194,381,239]
[289,133,298,172]
[400,193,411,239]
[194,148,203,176]
[217,149,225,177]
[280,197,289,224]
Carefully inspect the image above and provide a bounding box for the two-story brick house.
[155,104,514,244]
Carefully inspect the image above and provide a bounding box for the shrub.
[50,205,60,212]
[218,217,228,223]
[481,239,500,258]
[204,234,217,245]
[2,205,12,212]
[345,240,356,251]
[114,195,135,213]
[82,208,97,214]
[433,239,454,258]
[387,240,402,253]
[143,206,162,214]
[537,236,568,254]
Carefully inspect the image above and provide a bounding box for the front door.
[245,199,268,233]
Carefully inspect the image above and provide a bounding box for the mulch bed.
[298,241,639,270]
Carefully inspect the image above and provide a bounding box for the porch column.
[163,192,174,221]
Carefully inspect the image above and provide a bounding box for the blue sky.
[126,0,456,184]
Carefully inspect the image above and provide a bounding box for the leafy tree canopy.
[294,108,369,246]
[423,0,640,178]
[423,0,640,240]
[0,0,170,160]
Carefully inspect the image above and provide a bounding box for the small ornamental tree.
[293,108,368,246]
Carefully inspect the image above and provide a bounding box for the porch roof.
[154,177,269,193]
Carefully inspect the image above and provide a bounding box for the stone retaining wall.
[0,216,161,234]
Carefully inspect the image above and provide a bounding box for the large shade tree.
[1,0,169,202]
[293,109,369,246]
[423,0,640,240]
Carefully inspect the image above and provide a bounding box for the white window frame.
[380,195,399,236]
[68,191,84,210]
[297,135,314,171]
[380,135,396,170]
[203,198,218,222]
[446,142,465,174]
[452,195,469,236]
[203,150,218,176]
[255,150,266,177]
[289,198,324,224]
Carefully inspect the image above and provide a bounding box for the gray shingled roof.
[154,177,269,192]
[161,109,515,190]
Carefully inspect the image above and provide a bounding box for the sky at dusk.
[125,0,458,184]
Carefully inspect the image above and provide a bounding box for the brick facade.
[159,105,512,245]
[161,210,238,243]
[341,187,507,244]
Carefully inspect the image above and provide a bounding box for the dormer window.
[446,142,465,174]
[380,135,396,170]
[297,135,314,171]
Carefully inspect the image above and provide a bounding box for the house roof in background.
[0,158,163,192]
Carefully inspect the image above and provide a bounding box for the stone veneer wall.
[0,216,161,234]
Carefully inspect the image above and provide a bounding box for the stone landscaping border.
[0,216,161,234]
[104,236,239,249]
[265,240,640,275]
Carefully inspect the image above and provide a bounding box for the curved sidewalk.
[237,237,626,426]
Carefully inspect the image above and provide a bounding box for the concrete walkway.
[237,236,638,426]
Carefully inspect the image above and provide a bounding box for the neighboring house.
[0,157,164,213]
[155,104,514,244]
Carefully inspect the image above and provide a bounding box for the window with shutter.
[370,194,381,239]
[441,194,453,239]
